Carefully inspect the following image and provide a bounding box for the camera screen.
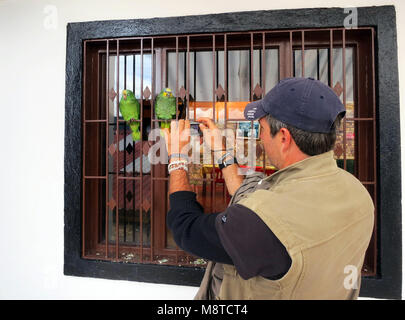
[190,122,202,136]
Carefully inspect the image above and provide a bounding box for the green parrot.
[155,88,176,133]
[119,89,141,141]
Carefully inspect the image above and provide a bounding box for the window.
[82,28,377,275]
[65,6,401,299]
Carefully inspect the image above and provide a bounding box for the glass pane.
[318,49,329,85]
[228,49,250,102]
[124,55,134,92]
[264,48,279,94]
[167,51,186,95]
[196,51,214,101]
[304,49,318,79]
[108,53,118,123]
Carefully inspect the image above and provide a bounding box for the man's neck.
[278,152,309,170]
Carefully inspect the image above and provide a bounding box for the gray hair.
[265,114,342,156]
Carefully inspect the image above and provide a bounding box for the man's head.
[245,77,345,169]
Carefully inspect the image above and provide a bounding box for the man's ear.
[279,127,293,152]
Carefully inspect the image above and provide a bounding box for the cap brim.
[244,99,267,120]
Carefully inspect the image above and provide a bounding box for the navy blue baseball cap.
[244,77,346,133]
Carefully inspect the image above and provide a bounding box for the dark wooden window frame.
[64,6,401,299]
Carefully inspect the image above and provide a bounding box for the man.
[163,77,374,300]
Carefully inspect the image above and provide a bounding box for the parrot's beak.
[123,90,127,100]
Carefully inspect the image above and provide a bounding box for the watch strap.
[219,156,238,170]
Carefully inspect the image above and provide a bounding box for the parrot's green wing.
[119,90,141,140]
[119,90,140,121]
[155,88,176,136]
[155,92,176,120]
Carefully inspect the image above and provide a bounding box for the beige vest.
[195,151,374,300]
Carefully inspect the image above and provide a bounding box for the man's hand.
[197,117,226,154]
[197,118,244,195]
[162,120,193,194]
[162,119,191,159]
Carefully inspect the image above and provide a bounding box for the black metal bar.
[262,32,266,170]
[367,28,378,274]
[290,31,293,77]
[342,30,347,171]
[224,34,228,123]
[105,39,110,259]
[115,39,120,260]
[132,53,136,243]
[186,36,190,120]
[82,41,87,257]
[84,119,108,123]
[194,51,197,120]
[140,38,144,262]
[223,34,228,204]
[150,37,155,261]
[301,30,305,77]
[123,55,127,243]
[250,33,254,102]
[212,35,216,122]
[185,36,190,120]
[176,37,179,120]
[329,30,333,92]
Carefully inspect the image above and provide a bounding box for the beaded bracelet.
[168,160,189,174]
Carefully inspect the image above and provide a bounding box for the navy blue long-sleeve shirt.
[167,191,291,280]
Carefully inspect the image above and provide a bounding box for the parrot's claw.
[129,118,137,124]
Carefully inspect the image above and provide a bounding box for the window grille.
[82,27,377,276]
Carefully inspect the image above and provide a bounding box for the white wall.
[0,0,403,299]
